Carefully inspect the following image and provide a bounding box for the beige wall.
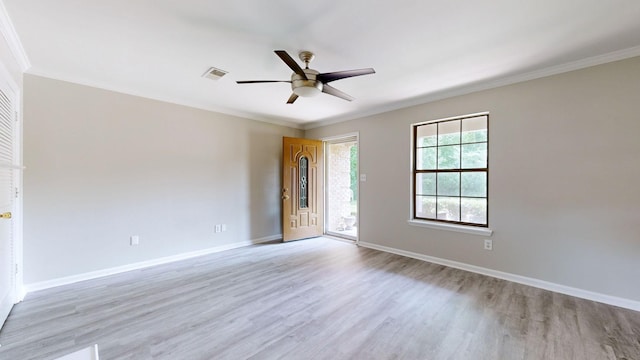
[22,57,640,303]
[23,74,301,284]
[306,57,640,302]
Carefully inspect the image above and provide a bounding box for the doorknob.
[282,195,289,200]
[0,212,11,219]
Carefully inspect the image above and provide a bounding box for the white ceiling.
[4,0,640,128]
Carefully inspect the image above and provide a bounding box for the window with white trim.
[413,114,488,227]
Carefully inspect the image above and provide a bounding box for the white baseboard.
[23,235,282,294]
[358,241,640,312]
[17,287,26,303]
[1,290,14,328]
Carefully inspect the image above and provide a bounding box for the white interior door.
[0,68,19,329]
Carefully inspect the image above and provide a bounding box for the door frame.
[13,89,23,302]
[321,132,359,244]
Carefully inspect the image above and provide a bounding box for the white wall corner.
[16,284,26,302]
[358,241,640,313]
[0,1,30,71]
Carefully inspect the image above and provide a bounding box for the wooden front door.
[282,137,324,241]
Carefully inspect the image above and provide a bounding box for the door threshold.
[323,234,357,244]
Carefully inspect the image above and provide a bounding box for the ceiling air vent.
[202,67,228,81]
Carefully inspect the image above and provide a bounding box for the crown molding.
[304,45,640,130]
[25,69,304,130]
[0,1,30,71]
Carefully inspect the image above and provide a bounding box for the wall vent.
[202,67,228,81]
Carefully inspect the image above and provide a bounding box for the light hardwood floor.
[1,237,639,360]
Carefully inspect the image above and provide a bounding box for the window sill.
[407,219,493,236]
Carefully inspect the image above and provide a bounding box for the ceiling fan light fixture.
[291,68,322,97]
[293,83,322,97]
[236,50,375,104]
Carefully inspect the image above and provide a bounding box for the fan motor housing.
[291,69,323,97]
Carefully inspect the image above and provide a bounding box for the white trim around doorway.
[321,132,360,244]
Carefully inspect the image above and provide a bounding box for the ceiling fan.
[236,50,375,104]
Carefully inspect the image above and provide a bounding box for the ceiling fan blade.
[275,50,308,80]
[287,93,299,104]
[236,80,291,84]
[322,84,354,101]
[317,68,375,83]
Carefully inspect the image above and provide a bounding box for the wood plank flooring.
[1,237,639,359]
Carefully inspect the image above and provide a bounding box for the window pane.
[437,145,460,169]
[461,116,487,143]
[416,196,436,219]
[461,197,487,224]
[461,172,487,197]
[417,147,437,170]
[461,143,487,169]
[438,120,460,145]
[299,156,308,208]
[437,197,460,221]
[412,115,489,227]
[417,124,437,147]
[416,173,436,195]
[437,172,460,196]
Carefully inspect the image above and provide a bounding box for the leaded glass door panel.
[282,137,324,241]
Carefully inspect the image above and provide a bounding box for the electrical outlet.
[215,224,222,233]
[484,239,493,251]
[221,224,227,232]
[130,235,139,246]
